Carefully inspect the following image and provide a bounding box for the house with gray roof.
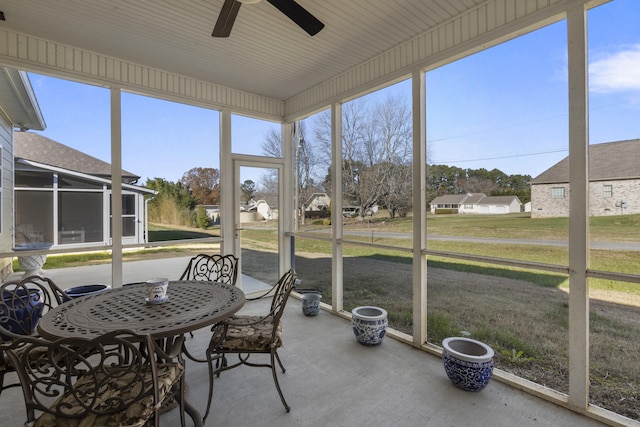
[530,139,640,218]
[305,192,330,212]
[14,132,155,248]
[430,193,522,214]
[15,131,140,184]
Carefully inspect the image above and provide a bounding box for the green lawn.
[33,214,640,289]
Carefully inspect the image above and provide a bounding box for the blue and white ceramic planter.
[301,292,322,316]
[442,337,494,391]
[64,284,111,299]
[0,288,44,339]
[351,306,388,345]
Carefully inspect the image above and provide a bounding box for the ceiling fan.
[212,0,324,38]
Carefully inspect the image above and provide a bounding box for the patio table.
[37,280,246,426]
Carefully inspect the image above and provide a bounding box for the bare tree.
[261,122,324,226]
[261,128,282,158]
[314,94,413,219]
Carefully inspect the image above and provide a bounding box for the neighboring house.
[305,192,330,211]
[200,205,220,225]
[475,195,523,214]
[430,193,522,214]
[14,132,155,248]
[241,199,277,222]
[0,68,46,280]
[429,194,467,213]
[530,139,640,218]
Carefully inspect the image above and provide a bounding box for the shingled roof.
[14,132,140,184]
[430,193,486,205]
[531,139,640,184]
[477,195,520,205]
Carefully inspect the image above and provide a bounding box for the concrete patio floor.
[1,261,609,426]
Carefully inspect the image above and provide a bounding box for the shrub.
[195,206,210,228]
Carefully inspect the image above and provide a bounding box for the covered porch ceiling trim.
[0,0,606,124]
[0,29,285,122]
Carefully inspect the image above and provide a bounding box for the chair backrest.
[179,254,239,285]
[269,269,297,323]
[0,275,68,343]
[2,330,166,425]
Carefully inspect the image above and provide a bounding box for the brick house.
[530,139,640,218]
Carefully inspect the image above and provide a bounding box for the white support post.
[331,102,343,312]
[567,4,590,411]
[412,70,427,347]
[281,122,294,274]
[219,110,234,257]
[110,87,123,288]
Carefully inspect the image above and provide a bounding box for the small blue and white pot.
[442,337,494,391]
[351,306,388,345]
[301,292,322,316]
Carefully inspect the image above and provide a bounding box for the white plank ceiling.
[0,0,488,101]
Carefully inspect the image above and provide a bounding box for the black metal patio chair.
[1,329,186,427]
[179,253,239,339]
[202,269,297,421]
[179,253,239,285]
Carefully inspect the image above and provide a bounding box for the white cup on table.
[145,278,169,302]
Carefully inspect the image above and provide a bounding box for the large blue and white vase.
[442,337,494,391]
[0,288,44,340]
[351,306,388,345]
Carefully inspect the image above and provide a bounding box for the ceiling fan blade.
[212,0,242,37]
[266,0,324,36]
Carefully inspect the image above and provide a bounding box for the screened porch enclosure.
[1,1,639,425]
[14,168,150,247]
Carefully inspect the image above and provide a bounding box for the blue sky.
[27,0,640,184]
[426,0,640,177]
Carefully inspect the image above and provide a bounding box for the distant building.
[305,192,330,211]
[200,205,220,225]
[530,139,640,217]
[430,193,522,214]
[241,199,277,222]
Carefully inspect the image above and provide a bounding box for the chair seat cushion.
[2,342,48,371]
[33,362,183,427]
[215,315,282,351]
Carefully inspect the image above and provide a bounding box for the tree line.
[145,167,220,228]
[427,165,531,204]
[145,94,532,228]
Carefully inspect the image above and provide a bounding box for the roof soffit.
[0,68,45,130]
